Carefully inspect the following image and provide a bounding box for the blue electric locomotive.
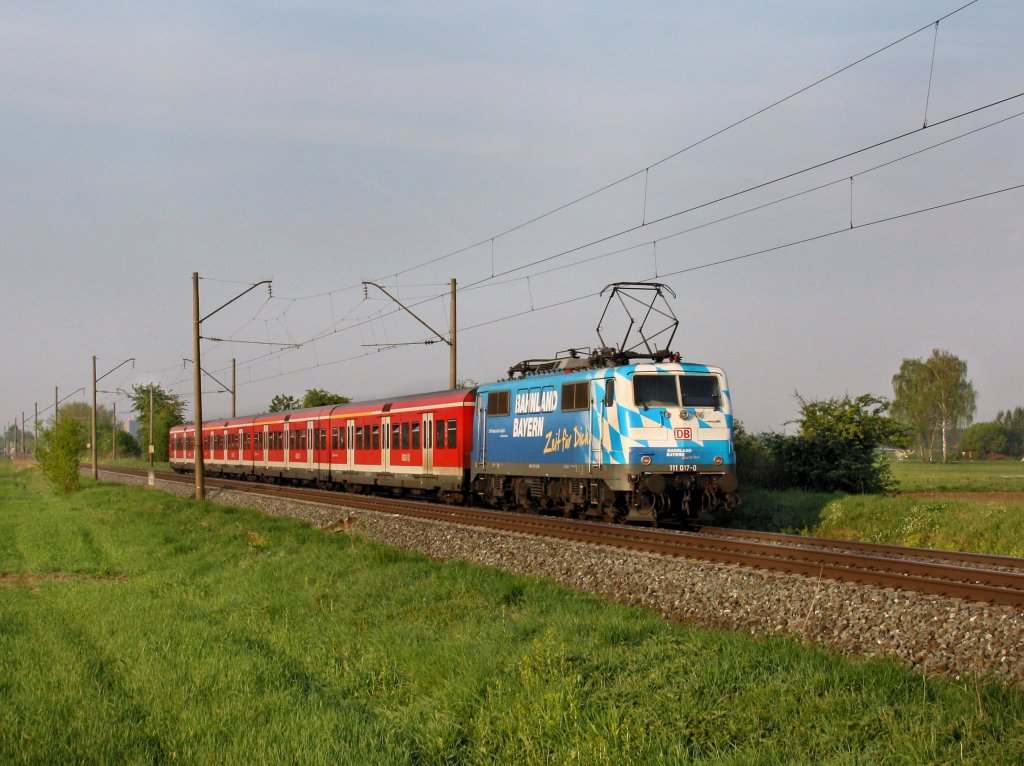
[470,352,737,524]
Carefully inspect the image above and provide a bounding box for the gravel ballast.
[104,471,1024,686]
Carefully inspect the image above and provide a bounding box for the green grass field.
[3,463,1023,764]
[890,459,1024,493]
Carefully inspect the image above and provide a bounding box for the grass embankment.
[2,465,1023,764]
[732,462,1024,557]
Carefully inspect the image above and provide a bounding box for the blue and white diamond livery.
[471,360,737,523]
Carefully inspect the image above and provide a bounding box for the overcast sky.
[2,0,1021,435]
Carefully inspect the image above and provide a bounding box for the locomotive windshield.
[633,374,721,409]
[633,375,679,408]
[680,376,720,407]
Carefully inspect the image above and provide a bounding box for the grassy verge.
[807,494,1024,556]
[732,491,1024,556]
[727,489,842,534]
[2,464,1023,764]
[731,462,1024,555]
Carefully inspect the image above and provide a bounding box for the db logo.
[674,428,692,440]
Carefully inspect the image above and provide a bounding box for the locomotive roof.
[478,360,724,390]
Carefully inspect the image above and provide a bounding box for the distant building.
[122,419,139,438]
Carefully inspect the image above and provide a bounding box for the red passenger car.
[170,389,475,502]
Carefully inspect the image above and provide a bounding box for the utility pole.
[91,355,97,477]
[21,412,25,458]
[450,278,457,390]
[148,387,154,487]
[34,403,38,458]
[112,401,117,462]
[232,358,236,418]
[192,273,271,502]
[193,272,205,501]
[92,356,134,480]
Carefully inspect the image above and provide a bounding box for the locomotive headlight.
[679,410,690,420]
[714,456,723,465]
[640,455,652,465]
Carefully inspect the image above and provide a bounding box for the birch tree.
[891,358,932,460]
[892,350,976,463]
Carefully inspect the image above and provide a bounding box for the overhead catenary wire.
[458,180,1024,335]
[244,0,984,307]
[366,0,983,287]
[191,1,1012,398]
[455,106,1024,294]
[457,90,1024,294]
[235,177,1024,388]
[202,89,1021,397]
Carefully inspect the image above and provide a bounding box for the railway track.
[102,466,1024,607]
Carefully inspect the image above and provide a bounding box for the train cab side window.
[680,376,721,409]
[603,379,615,407]
[488,390,510,417]
[446,419,457,449]
[561,381,589,411]
[435,419,446,450]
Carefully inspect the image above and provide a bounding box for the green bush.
[959,422,1011,458]
[738,394,904,494]
[732,423,783,489]
[34,412,87,493]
